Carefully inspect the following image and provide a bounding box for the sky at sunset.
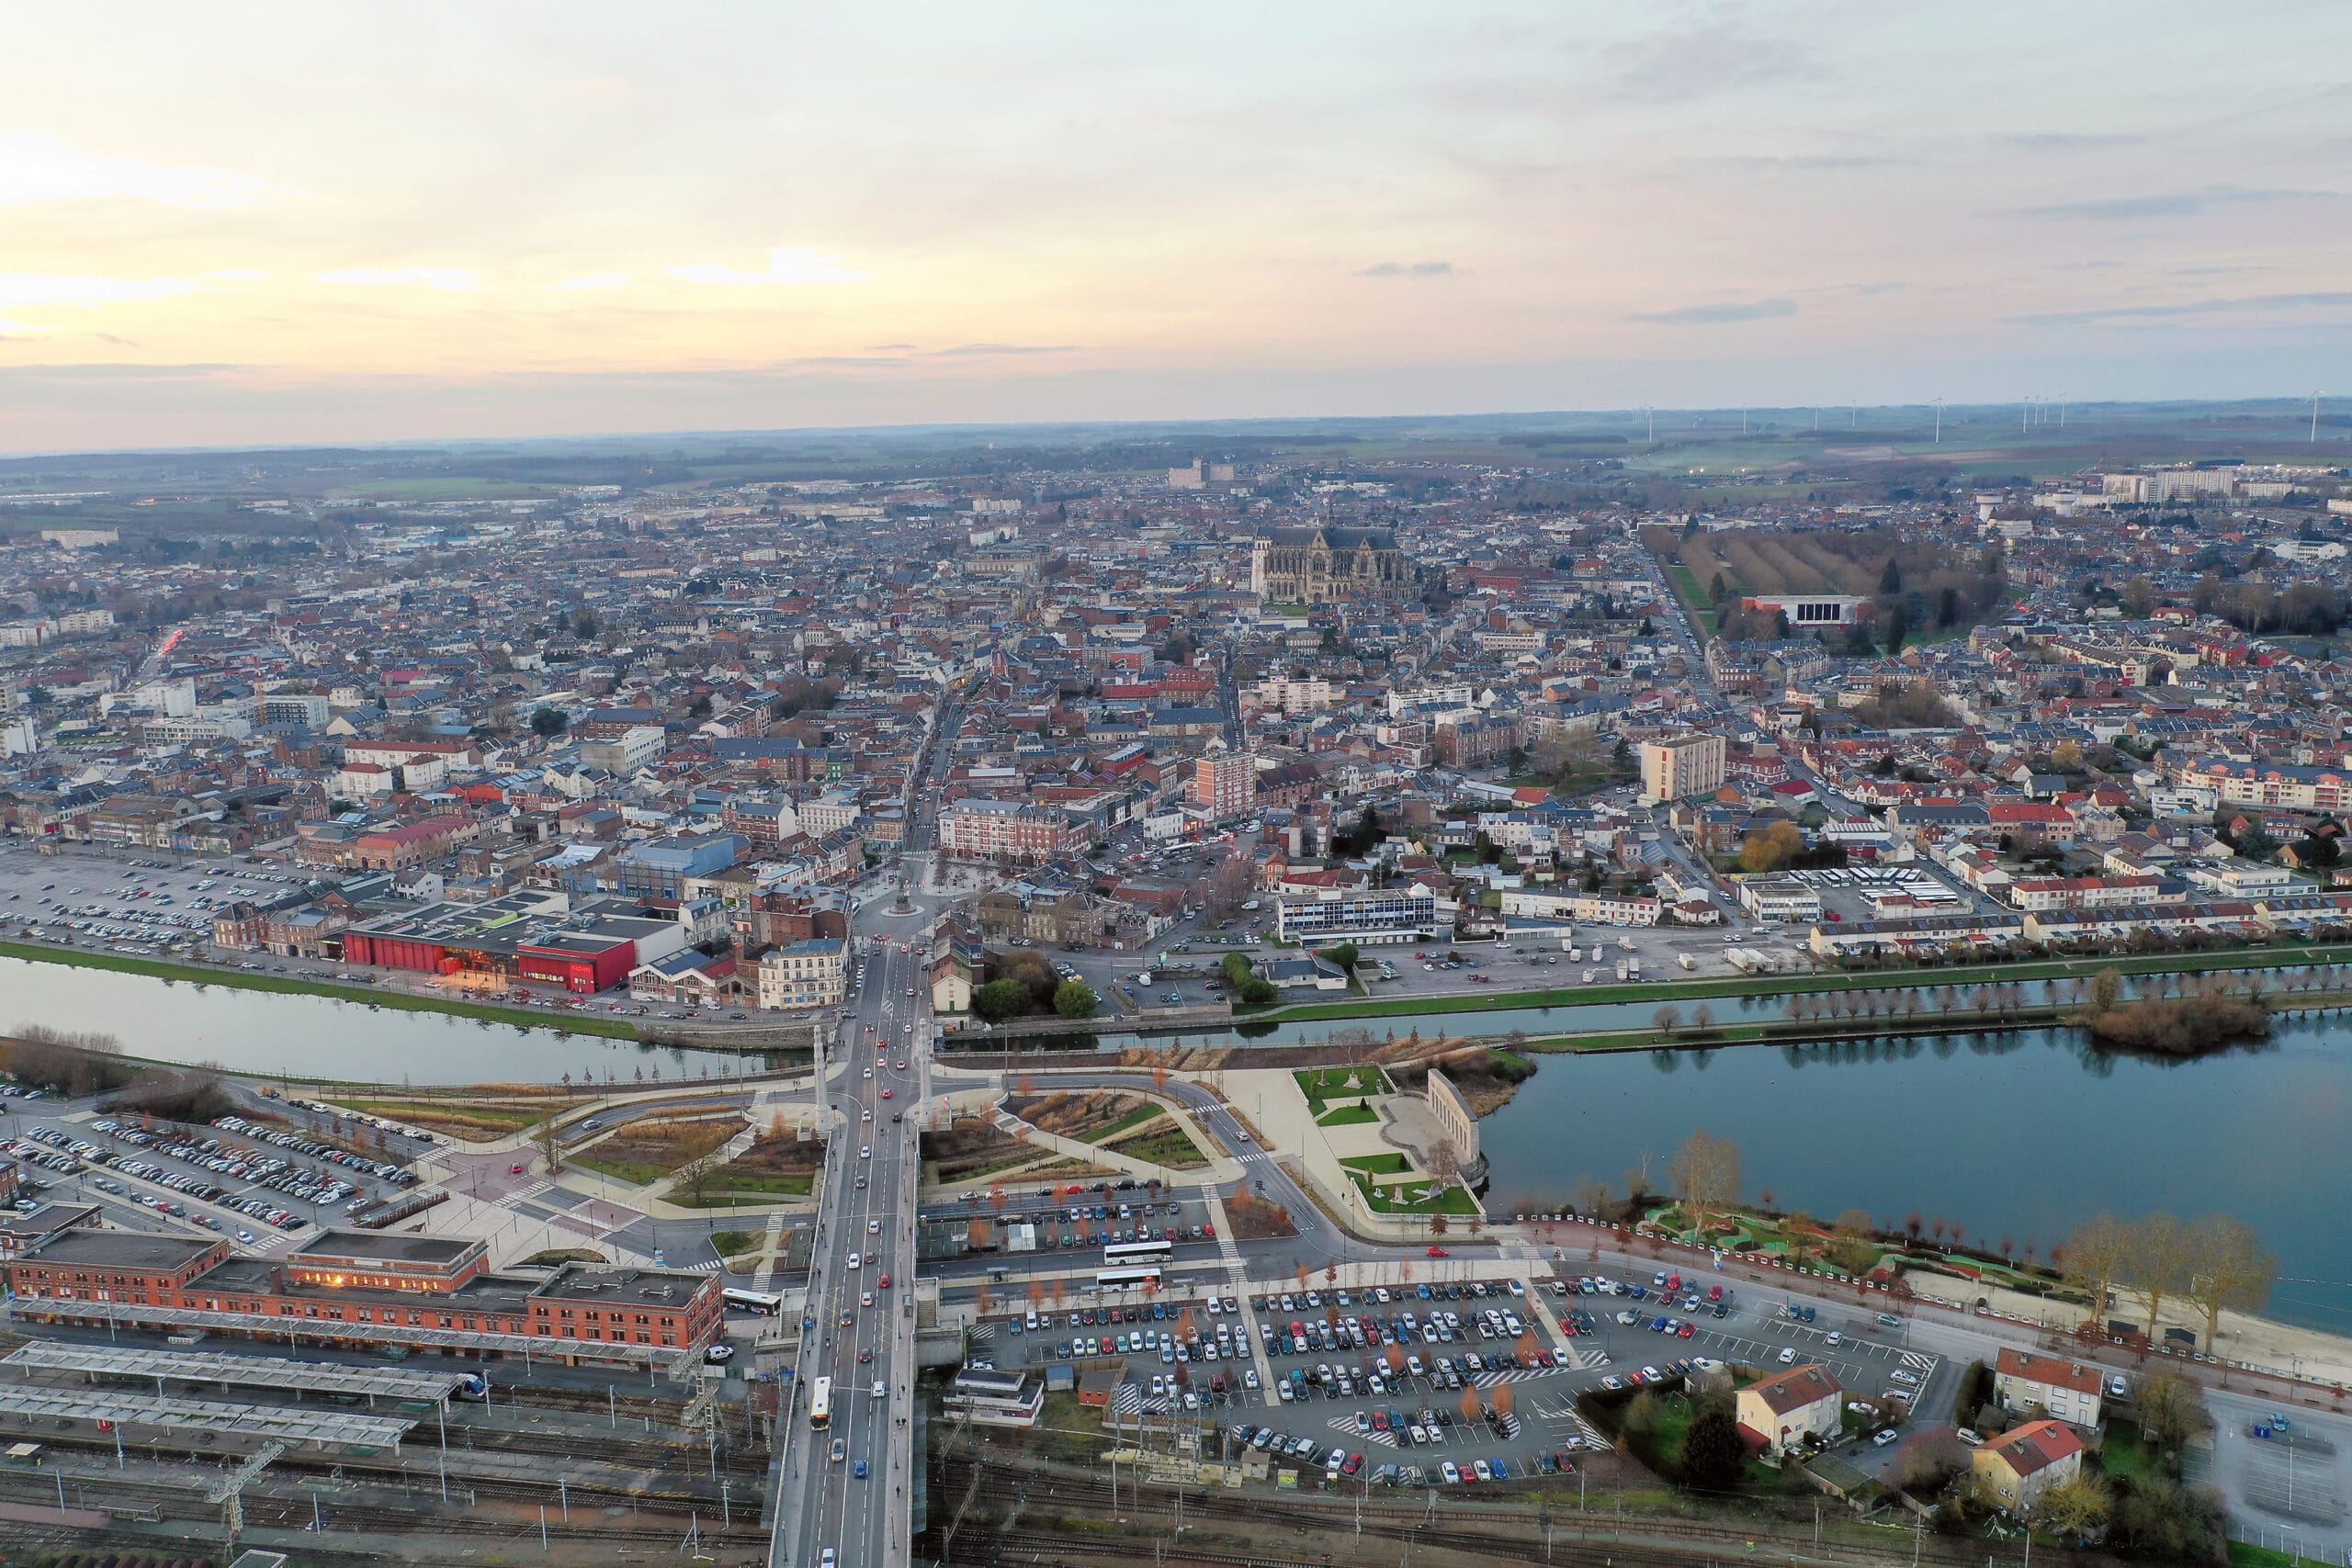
[4,2,2348,451]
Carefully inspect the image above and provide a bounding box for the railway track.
[0,1464,768,1547]
[0,1423,761,1510]
[925,1456,2083,1568]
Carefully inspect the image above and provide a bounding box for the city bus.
[809,1376,833,1429]
[723,1288,783,1316]
[1102,1239,1173,1268]
[1097,1265,1164,1292]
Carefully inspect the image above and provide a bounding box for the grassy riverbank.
[0,938,639,1040]
[1510,987,2352,1057]
[1255,942,2352,1025]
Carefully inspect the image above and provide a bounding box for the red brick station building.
[4,1224,721,1368]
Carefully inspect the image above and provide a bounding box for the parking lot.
[0,1091,438,1253]
[1781,863,1984,925]
[966,1261,1944,1488]
[2203,1391,2352,1563]
[0,840,311,955]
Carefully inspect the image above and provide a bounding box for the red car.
[1426,1246,1450,1258]
[880,1089,893,1099]
[510,1163,526,1174]
[879,1272,891,1289]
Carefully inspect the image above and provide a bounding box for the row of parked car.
[49,1123,308,1233]
[215,1115,419,1187]
[98,1118,372,1209]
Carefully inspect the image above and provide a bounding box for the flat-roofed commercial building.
[1274,882,1448,945]
[6,1228,720,1366]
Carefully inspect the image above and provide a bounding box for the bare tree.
[2184,1213,2278,1351]
[534,1110,565,1174]
[1568,1175,1610,1220]
[2062,1213,2132,1328]
[2124,1213,2195,1340]
[1652,1005,1681,1037]
[675,1144,724,1208]
[1667,1129,1740,1230]
[1690,1003,1714,1034]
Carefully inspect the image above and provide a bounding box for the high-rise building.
[1640,732,1726,805]
[1191,746,1257,820]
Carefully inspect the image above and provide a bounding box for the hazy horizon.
[6,2,2348,451]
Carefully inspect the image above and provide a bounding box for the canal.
[0,957,772,1085]
[1478,1009,2352,1333]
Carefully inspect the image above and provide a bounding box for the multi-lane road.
[771,704,957,1568]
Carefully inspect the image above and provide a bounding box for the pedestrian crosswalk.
[1470,1366,1550,1389]
[509,1179,552,1203]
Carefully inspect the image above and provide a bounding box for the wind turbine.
[1931,398,1945,444]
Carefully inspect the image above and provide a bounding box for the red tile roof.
[1996,1348,2103,1396]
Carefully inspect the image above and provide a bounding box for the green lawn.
[1340,1153,1411,1175]
[1662,558,1722,640]
[2099,1419,2160,1483]
[1082,1104,1163,1144]
[1106,1123,1208,1170]
[1315,1102,1379,1127]
[1351,1171,1480,1216]
[673,1172,814,1204]
[2230,1545,2336,1568]
[0,939,637,1042]
[574,1154,672,1185]
[710,1229,760,1258]
[1295,1066,1394,1100]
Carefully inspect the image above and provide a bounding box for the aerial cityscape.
[3,7,2350,1568]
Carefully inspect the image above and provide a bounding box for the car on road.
[854,1459,868,1479]
[1426,1246,1449,1258]
[706,1344,734,1363]
[509,1163,526,1174]
[829,1438,845,1462]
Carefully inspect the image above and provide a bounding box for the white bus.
[1102,1239,1173,1267]
[809,1376,833,1430]
[1097,1264,1164,1292]
[723,1288,783,1316]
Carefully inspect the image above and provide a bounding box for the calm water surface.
[1479,1010,2352,1332]
[0,956,768,1085]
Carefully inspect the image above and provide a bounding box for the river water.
[10,954,2344,1331]
[1477,1009,2352,1333]
[0,957,768,1086]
